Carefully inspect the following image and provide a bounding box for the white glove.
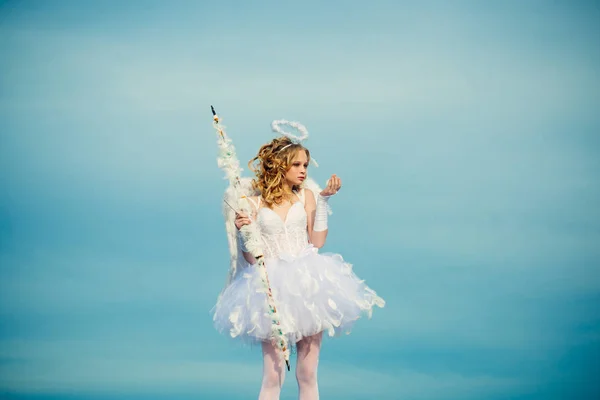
[313,194,331,232]
[237,229,249,252]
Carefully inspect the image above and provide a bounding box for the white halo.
[271,119,309,143]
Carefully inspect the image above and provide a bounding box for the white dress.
[211,189,385,345]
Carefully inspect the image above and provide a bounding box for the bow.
[211,106,291,371]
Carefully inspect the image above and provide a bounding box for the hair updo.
[248,137,311,208]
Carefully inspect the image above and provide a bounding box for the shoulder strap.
[294,188,306,205]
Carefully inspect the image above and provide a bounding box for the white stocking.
[295,332,323,400]
[259,340,286,400]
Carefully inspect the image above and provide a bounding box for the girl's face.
[284,149,308,187]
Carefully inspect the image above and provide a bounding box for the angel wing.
[217,177,259,300]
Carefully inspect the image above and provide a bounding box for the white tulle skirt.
[211,245,385,345]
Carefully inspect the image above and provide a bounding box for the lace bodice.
[248,191,310,260]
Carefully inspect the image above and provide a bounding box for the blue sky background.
[1,0,599,399]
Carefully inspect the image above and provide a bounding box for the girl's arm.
[304,188,328,248]
[241,242,257,264]
[238,196,259,264]
[305,175,341,248]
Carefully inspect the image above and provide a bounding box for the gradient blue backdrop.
[1,0,599,399]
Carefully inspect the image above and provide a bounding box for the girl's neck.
[282,182,295,196]
[273,183,295,206]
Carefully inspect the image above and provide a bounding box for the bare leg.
[295,332,323,400]
[259,340,286,400]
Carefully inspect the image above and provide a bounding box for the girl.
[212,136,385,399]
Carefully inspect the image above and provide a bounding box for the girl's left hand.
[320,174,342,197]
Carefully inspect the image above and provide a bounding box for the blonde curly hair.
[248,137,311,208]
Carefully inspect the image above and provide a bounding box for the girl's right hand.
[235,212,252,230]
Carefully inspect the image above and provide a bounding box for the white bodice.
[255,200,310,260]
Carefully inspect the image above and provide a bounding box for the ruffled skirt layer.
[211,246,385,345]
